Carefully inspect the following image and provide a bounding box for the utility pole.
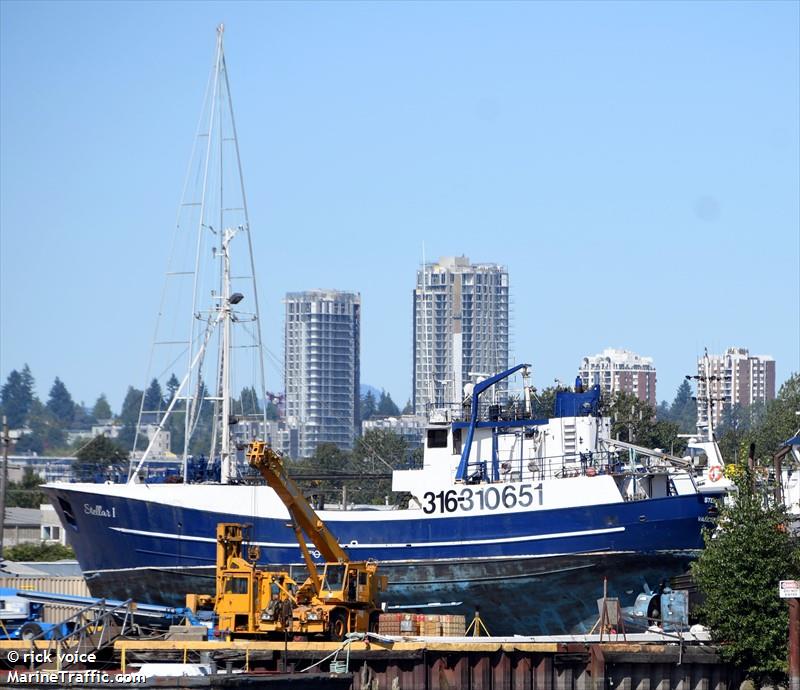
[790,594,800,690]
[781,581,800,690]
[0,416,9,559]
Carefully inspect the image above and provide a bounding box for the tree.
[46,377,75,426]
[187,379,214,456]
[165,374,180,404]
[6,468,45,508]
[360,391,376,421]
[92,394,113,421]
[601,391,653,444]
[265,402,279,421]
[351,430,408,504]
[4,542,75,561]
[142,378,164,423]
[669,379,697,433]
[401,399,413,415]
[717,403,752,463]
[752,373,800,462]
[691,467,800,681]
[236,386,262,416]
[531,386,558,419]
[117,386,144,450]
[377,391,400,417]
[71,401,94,430]
[75,435,129,468]
[309,443,350,473]
[20,399,65,452]
[1,365,35,428]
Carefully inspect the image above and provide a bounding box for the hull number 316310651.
[422,484,543,514]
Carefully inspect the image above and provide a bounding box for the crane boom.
[246,441,349,564]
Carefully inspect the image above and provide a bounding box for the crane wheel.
[329,611,347,642]
[19,622,43,641]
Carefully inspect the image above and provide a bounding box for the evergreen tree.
[401,399,413,415]
[117,386,144,450]
[1,365,35,428]
[46,377,75,426]
[752,373,800,461]
[692,467,800,681]
[360,391,376,421]
[20,364,35,403]
[669,379,697,432]
[377,390,400,416]
[717,403,752,463]
[187,379,214,456]
[19,399,65,452]
[92,394,113,421]
[143,378,164,422]
[71,401,94,430]
[165,374,180,404]
[236,386,262,416]
[656,400,671,422]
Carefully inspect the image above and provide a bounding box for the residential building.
[362,414,428,450]
[285,290,361,457]
[2,506,67,547]
[413,256,509,414]
[232,418,299,460]
[697,347,776,430]
[578,348,657,406]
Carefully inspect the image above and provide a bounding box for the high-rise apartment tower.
[578,348,657,406]
[284,290,360,457]
[413,256,509,414]
[696,347,775,430]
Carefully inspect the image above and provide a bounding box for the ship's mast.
[219,226,234,482]
[129,25,267,484]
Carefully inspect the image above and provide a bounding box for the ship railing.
[463,450,677,484]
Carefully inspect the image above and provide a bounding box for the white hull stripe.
[109,525,625,550]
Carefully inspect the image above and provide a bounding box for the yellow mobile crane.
[196,441,386,640]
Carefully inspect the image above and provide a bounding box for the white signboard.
[779,580,800,599]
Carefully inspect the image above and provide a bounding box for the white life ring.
[709,465,723,482]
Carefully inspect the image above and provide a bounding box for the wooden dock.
[0,635,741,689]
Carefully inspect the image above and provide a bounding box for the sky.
[1,0,798,413]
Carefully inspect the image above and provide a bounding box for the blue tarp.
[783,434,800,447]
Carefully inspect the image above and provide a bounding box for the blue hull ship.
[43,373,712,635]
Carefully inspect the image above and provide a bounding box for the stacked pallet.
[378,613,466,636]
[420,614,466,636]
[378,613,423,635]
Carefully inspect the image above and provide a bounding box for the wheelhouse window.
[427,429,448,449]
